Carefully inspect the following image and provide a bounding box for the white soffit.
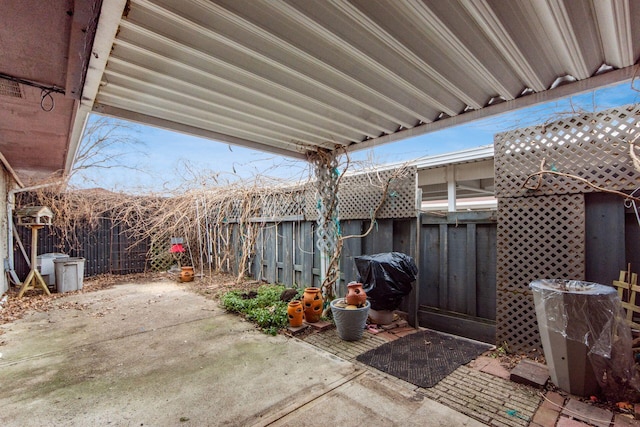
[87,0,640,159]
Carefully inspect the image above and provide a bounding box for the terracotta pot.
[287,300,304,327]
[303,287,323,323]
[345,282,367,306]
[180,266,194,282]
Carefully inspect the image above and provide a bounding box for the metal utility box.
[54,257,85,293]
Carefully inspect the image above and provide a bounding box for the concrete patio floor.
[0,280,484,426]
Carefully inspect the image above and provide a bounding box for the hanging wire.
[0,72,64,112]
[625,187,640,228]
[40,89,55,112]
[627,134,640,228]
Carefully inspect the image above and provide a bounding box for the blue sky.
[70,81,639,193]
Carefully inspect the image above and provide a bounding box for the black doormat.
[356,329,492,388]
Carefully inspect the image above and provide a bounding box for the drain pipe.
[6,181,64,286]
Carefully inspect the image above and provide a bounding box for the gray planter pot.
[330,298,370,341]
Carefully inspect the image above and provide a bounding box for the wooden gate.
[418,211,497,344]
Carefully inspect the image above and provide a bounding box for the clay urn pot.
[287,300,304,327]
[303,287,323,323]
[345,282,367,306]
[180,266,195,282]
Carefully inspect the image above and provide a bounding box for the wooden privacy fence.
[14,217,148,279]
[418,211,497,344]
[242,217,417,296]
[13,167,419,288]
[181,166,419,280]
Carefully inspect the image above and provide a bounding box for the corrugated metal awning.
[79,0,640,161]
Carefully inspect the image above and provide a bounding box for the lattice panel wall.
[494,105,640,352]
[257,188,307,219]
[496,290,539,352]
[495,104,640,198]
[225,187,308,221]
[497,194,586,291]
[496,186,586,352]
[223,166,416,222]
[304,166,417,220]
[226,199,243,220]
[148,241,175,272]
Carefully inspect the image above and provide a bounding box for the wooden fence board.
[466,224,477,317]
[438,224,448,309]
[231,225,239,276]
[298,222,314,287]
[446,225,468,313]
[392,219,414,256]
[340,220,363,286]
[264,225,276,284]
[585,193,626,285]
[390,219,418,316]
[476,224,497,320]
[363,219,394,255]
[419,225,441,308]
[312,225,321,287]
[281,222,294,286]
[253,225,263,281]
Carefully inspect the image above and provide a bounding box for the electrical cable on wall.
[630,135,640,173]
[626,187,640,229]
[0,72,64,112]
[627,133,640,228]
[40,89,55,112]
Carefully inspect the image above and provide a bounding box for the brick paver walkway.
[301,326,541,427]
[300,325,640,427]
[302,328,388,361]
[422,365,541,427]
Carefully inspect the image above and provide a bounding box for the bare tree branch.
[68,116,148,186]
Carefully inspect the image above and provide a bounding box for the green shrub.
[220,285,302,335]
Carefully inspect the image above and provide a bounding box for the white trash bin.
[530,279,623,397]
[37,253,70,291]
[54,257,85,293]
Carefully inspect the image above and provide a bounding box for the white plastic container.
[54,257,85,293]
[37,253,70,289]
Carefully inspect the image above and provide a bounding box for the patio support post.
[447,165,457,212]
[309,149,341,300]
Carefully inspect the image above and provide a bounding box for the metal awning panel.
[103,59,362,143]
[96,89,317,153]
[81,0,640,159]
[113,3,411,133]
